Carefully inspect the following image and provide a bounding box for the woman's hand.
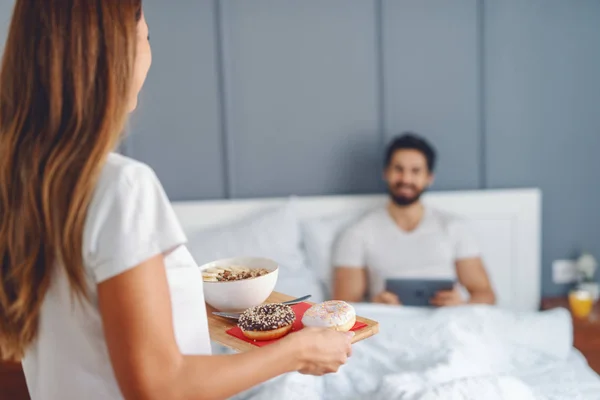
[282,328,354,376]
[371,291,402,305]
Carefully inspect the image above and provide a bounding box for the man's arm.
[333,267,401,305]
[332,225,370,303]
[432,219,495,306]
[333,267,368,302]
[430,257,495,307]
[456,257,496,305]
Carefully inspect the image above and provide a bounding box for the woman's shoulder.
[99,152,158,188]
[83,153,185,282]
[88,153,168,221]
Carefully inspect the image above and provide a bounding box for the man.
[333,133,495,306]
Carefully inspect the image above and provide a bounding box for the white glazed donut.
[301,300,356,332]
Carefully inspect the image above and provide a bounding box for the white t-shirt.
[333,206,480,298]
[21,153,212,400]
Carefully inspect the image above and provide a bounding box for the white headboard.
[172,188,541,312]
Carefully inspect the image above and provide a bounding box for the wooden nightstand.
[541,297,600,374]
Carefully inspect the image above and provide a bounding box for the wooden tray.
[207,291,379,352]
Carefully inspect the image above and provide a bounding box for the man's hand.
[430,286,464,307]
[372,291,402,305]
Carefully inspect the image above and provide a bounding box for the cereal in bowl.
[202,265,270,282]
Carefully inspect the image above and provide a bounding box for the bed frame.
[172,188,541,312]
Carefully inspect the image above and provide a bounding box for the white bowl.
[200,257,279,312]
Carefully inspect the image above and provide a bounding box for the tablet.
[384,278,455,307]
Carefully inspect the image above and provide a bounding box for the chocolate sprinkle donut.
[238,303,296,332]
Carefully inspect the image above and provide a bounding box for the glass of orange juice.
[569,289,594,319]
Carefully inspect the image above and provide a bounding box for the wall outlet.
[552,260,578,284]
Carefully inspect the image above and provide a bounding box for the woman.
[0,1,353,399]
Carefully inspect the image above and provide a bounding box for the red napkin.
[226,302,367,347]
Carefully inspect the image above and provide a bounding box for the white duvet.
[224,304,600,400]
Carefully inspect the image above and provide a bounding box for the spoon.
[212,294,312,320]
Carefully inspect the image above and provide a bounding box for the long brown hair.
[0,0,142,361]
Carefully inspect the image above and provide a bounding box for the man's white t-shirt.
[21,153,212,400]
[333,206,481,298]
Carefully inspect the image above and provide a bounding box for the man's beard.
[388,184,426,207]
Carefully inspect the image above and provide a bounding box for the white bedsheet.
[224,304,600,400]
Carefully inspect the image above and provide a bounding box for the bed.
[173,189,600,399]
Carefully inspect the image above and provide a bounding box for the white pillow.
[301,211,364,297]
[186,200,306,272]
[274,268,326,304]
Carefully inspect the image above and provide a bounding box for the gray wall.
[484,1,600,296]
[1,1,600,297]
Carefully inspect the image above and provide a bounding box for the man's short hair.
[384,132,437,172]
